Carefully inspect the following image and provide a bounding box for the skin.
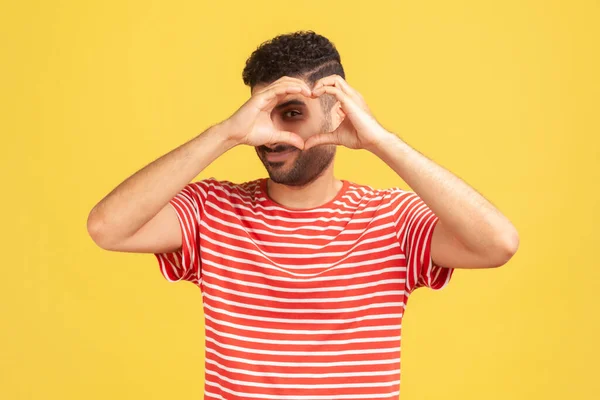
[251,81,336,188]
[307,75,520,268]
[224,75,348,209]
[88,74,519,269]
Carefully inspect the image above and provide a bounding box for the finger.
[312,85,362,115]
[276,76,313,92]
[313,75,356,97]
[312,75,367,110]
[269,130,305,150]
[265,84,311,98]
[259,78,312,97]
[304,132,340,150]
[258,84,312,111]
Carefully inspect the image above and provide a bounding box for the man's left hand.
[306,75,392,151]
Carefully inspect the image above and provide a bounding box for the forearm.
[371,133,519,254]
[87,123,235,241]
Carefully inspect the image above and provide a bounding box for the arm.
[371,135,520,269]
[86,124,235,253]
[87,77,312,254]
[307,74,519,270]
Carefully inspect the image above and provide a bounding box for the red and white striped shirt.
[154,177,454,400]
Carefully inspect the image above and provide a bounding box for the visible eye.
[283,110,302,118]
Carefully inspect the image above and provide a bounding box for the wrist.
[370,131,414,164]
[366,130,401,155]
[209,121,243,150]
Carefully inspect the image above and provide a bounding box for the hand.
[306,75,391,152]
[223,76,312,149]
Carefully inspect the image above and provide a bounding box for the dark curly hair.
[242,31,345,111]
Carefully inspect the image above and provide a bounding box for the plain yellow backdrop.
[2,0,598,399]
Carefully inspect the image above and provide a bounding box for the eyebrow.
[274,99,307,111]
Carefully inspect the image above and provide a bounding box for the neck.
[266,165,343,210]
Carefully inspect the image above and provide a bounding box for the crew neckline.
[259,178,350,211]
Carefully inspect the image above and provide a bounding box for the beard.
[255,120,336,187]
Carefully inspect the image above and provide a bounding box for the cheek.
[273,118,314,137]
[300,124,324,140]
[295,118,328,139]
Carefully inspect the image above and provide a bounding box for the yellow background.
[2,0,598,399]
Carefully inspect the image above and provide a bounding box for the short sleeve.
[154,179,212,285]
[393,191,454,294]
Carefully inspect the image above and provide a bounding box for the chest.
[198,206,408,320]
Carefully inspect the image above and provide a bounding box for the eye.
[283,110,302,118]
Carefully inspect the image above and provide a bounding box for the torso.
[198,178,409,400]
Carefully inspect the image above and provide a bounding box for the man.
[88,31,519,400]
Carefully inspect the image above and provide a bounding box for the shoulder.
[186,177,263,200]
[346,180,415,204]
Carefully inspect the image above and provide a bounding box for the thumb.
[269,131,305,150]
[304,131,341,150]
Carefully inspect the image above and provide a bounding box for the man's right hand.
[222,76,313,150]
[87,77,313,255]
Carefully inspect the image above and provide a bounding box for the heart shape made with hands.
[280,83,385,152]
[242,75,388,152]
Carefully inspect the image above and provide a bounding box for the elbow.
[491,228,520,268]
[87,208,112,250]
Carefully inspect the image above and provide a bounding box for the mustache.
[258,144,298,153]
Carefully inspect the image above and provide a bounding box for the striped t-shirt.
[154,177,454,400]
